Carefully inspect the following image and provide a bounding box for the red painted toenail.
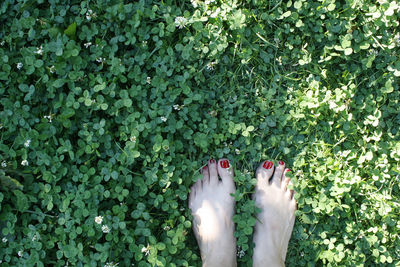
[210,159,215,164]
[286,169,291,172]
[263,161,273,169]
[203,166,208,170]
[279,161,284,165]
[220,160,230,168]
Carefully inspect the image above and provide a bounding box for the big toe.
[256,160,274,187]
[217,158,235,190]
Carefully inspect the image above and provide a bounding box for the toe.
[281,169,291,191]
[255,160,274,187]
[217,158,235,189]
[271,160,285,187]
[194,178,202,192]
[189,186,195,210]
[208,159,219,185]
[202,165,210,184]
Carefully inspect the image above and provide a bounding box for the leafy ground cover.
[0,0,399,266]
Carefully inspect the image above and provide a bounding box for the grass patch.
[0,0,399,266]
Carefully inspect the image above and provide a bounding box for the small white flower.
[146,76,151,84]
[96,57,105,63]
[86,9,96,20]
[32,234,38,241]
[130,136,137,143]
[235,148,240,155]
[104,262,119,267]
[237,249,245,258]
[94,216,103,224]
[49,65,56,73]
[1,161,6,168]
[18,250,23,257]
[191,0,199,8]
[84,42,92,48]
[163,225,171,231]
[44,114,53,122]
[21,160,29,166]
[35,46,43,55]
[173,104,180,110]
[142,40,147,47]
[174,16,187,29]
[24,139,31,147]
[160,116,167,122]
[141,244,150,256]
[0,40,4,46]
[17,62,23,70]
[2,237,7,243]
[206,61,216,70]
[102,225,110,233]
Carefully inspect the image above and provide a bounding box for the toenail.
[203,166,208,170]
[263,161,273,169]
[220,160,230,168]
[286,169,291,172]
[210,159,216,164]
[279,160,284,165]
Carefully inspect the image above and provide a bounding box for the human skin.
[189,158,296,267]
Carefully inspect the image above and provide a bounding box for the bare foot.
[252,160,296,267]
[189,159,237,267]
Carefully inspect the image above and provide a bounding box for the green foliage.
[0,0,399,266]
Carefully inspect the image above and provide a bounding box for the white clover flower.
[94,216,103,224]
[24,139,31,147]
[86,9,95,20]
[17,62,23,70]
[163,225,171,231]
[32,234,38,241]
[104,263,119,267]
[146,76,151,84]
[130,136,137,143]
[21,160,29,166]
[1,161,6,168]
[18,250,23,257]
[191,0,199,8]
[0,40,4,46]
[84,42,92,48]
[173,104,180,110]
[2,237,7,243]
[174,16,187,29]
[35,46,43,55]
[206,61,216,70]
[102,225,110,233]
[160,116,167,122]
[235,148,240,155]
[141,244,150,256]
[394,33,400,47]
[237,249,245,258]
[49,65,56,73]
[44,114,53,122]
[142,40,147,47]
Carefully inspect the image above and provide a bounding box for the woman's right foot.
[189,159,237,267]
[252,160,297,267]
